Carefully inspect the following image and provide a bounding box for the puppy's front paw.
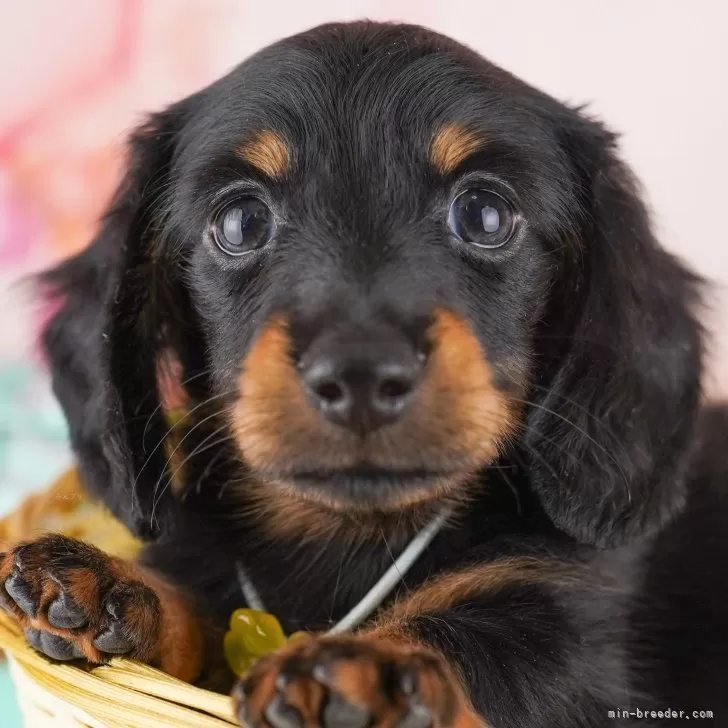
[233,635,485,728]
[0,535,160,665]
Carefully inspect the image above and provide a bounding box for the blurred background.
[0,1,726,722]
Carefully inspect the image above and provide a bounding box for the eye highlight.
[448,189,518,249]
[212,197,274,255]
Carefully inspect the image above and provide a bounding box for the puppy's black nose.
[300,332,423,434]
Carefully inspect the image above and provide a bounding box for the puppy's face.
[46,21,700,545]
[165,24,582,512]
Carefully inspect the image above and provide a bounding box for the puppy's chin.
[264,467,473,513]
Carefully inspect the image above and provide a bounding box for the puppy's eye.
[448,189,517,249]
[212,197,274,255]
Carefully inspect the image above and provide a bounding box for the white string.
[236,562,266,612]
[327,507,451,634]
[235,506,451,634]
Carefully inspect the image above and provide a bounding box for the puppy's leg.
[234,554,630,728]
[0,534,204,682]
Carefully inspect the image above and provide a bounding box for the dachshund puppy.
[3,22,727,728]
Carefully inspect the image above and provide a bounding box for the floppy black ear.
[522,117,704,547]
[40,105,205,539]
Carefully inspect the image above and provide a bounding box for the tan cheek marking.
[430,123,487,175]
[233,316,317,469]
[414,309,519,464]
[237,130,290,178]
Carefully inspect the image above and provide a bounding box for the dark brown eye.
[212,197,274,255]
[447,189,517,248]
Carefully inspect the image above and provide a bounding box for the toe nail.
[322,692,370,728]
[264,694,304,728]
[105,599,122,620]
[234,682,255,727]
[312,663,330,685]
[275,673,289,691]
[400,668,417,695]
[397,703,433,728]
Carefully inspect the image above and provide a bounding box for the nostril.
[377,376,413,402]
[302,358,350,409]
[314,379,346,405]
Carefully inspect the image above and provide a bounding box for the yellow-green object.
[223,609,288,676]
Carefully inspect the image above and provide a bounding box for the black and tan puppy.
[2,22,727,728]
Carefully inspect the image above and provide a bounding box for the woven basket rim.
[0,610,237,727]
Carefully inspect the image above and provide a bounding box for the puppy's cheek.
[412,310,520,463]
[231,316,309,469]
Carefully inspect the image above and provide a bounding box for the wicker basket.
[0,471,238,727]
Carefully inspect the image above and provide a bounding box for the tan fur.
[243,476,472,543]
[232,310,519,538]
[377,557,590,623]
[233,315,320,469]
[430,123,488,175]
[113,559,205,682]
[237,129,290,178]
[326,660,388,709]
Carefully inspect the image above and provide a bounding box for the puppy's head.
[43,23,702,546]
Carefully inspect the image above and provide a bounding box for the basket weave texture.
[0,470,237,727]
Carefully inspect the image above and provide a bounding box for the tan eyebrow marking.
[236,130,290,178]
[430,123,487,175]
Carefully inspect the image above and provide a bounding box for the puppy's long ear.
[40,105,204,539]
[523,116,704,547]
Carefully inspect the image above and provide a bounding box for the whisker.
[135,388,237,492]
[508,396,629,487]
[521,424,588,469]
[328,554,345,623]
[520,441,564,489]
[200,447,233,496]
[141,367,215,445]
[379,528,409,594]
[148,401,237,530]
[497,466,523,516]
[168,423,232,488]
[526,382,631,461]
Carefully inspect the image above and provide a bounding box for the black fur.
[38,22,726,727]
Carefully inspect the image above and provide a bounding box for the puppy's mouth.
[275,466,465,511]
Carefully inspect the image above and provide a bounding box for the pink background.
[1,0,726,395]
